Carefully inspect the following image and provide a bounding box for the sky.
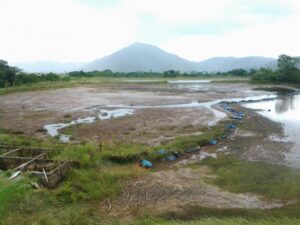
[0,0,299,63]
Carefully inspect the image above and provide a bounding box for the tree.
[0,70,4,88]
[0,60,20,86]
[163,70,180,77]
[277,54,300,82]
[229,69,248,76]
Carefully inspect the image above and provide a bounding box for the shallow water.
[244,94,300,167]
[168,80,211,84]
[125,79,162,83]
[43,81,278,144]
[44,109,134,142]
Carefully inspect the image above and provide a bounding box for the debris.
[156,149,166,155]
[106,199,112,211]
[199,151,217,160]
[226,124,237,129]
[0,145,74,188]
[30,182,40,189]
[101,112,108,117]
[165,155,177,161]
[43,168,49,183]
[232,115,243,120]
[209,139,217,145]
[140,159,153,168]
[185,146,200,153]
[9,170,22,180]
[172,151,180,158]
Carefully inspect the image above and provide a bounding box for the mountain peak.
[129,42,157,48]
[82,43,276,73]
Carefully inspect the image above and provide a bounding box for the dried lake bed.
[1,79,300,219]
[0,80,298,167]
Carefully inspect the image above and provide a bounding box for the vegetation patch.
[201,155,300,200]
[0,175,29,220]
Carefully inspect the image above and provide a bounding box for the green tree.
[277,54,300,82]
[0,60,20,86]
[163,70,180,77]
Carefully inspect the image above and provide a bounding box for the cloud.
[0,0,138,62]
[0,0,299,63]
[162,13,300,60]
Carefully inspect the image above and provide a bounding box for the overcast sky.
[1,0,299,63]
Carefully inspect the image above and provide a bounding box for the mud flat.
[2,80,300,223]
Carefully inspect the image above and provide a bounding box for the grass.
[200,155,300,200]
[163,121,228,151]
[131,217,300,225]
[101,142,152,163]
[2,109,300,224]
[0,76,250,96]
[0,175,29,221]
[56,168,121,202]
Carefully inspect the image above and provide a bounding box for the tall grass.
[0,176,29,221]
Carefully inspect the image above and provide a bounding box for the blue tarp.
[226,124,237,129]
[165,155,177,161]
[209,139,217,145]
[156,149,166,155]
[232,115,243,120]
[140,159,153,168]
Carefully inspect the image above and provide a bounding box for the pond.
[244,94,300,167]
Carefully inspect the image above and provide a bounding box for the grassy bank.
[0,76,249,96]
[199,156,300,200]
[132,218,300,225]
[1,115,300,224]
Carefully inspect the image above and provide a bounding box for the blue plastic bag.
[140,159,153,168]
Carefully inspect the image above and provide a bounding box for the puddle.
[44,109,134,142]
[98,109,134,120]
[93,94,277,126]
[168,80,211,84]
[43,81,277,144]
[244,94,300,167]
[125,80,163,83]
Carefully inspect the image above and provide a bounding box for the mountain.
[12,61,85,73]
[12,43,278,73]
[198,56,276,72]
[83,43,199,72]
[83,43,276,72]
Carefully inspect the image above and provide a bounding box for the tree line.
[251,55,300,83]
[1,54,300,88]
[0,60,68,88]
[68,68,255,78]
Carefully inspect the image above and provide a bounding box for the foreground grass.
[132,218,300,225]
[2,120,300,224]
[0,176,29,221]
[200,156,300,200]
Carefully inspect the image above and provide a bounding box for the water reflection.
[275,95,299,114]
[244,94,300,167]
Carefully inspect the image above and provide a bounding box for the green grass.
[101,143,152,163]
[2,115,300,224]
[0,76,250,96]
[131,217,300,225]
[201,155,300,200]
[56,168,121,202]
[163,122,227,151]
[0,175,29,221]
